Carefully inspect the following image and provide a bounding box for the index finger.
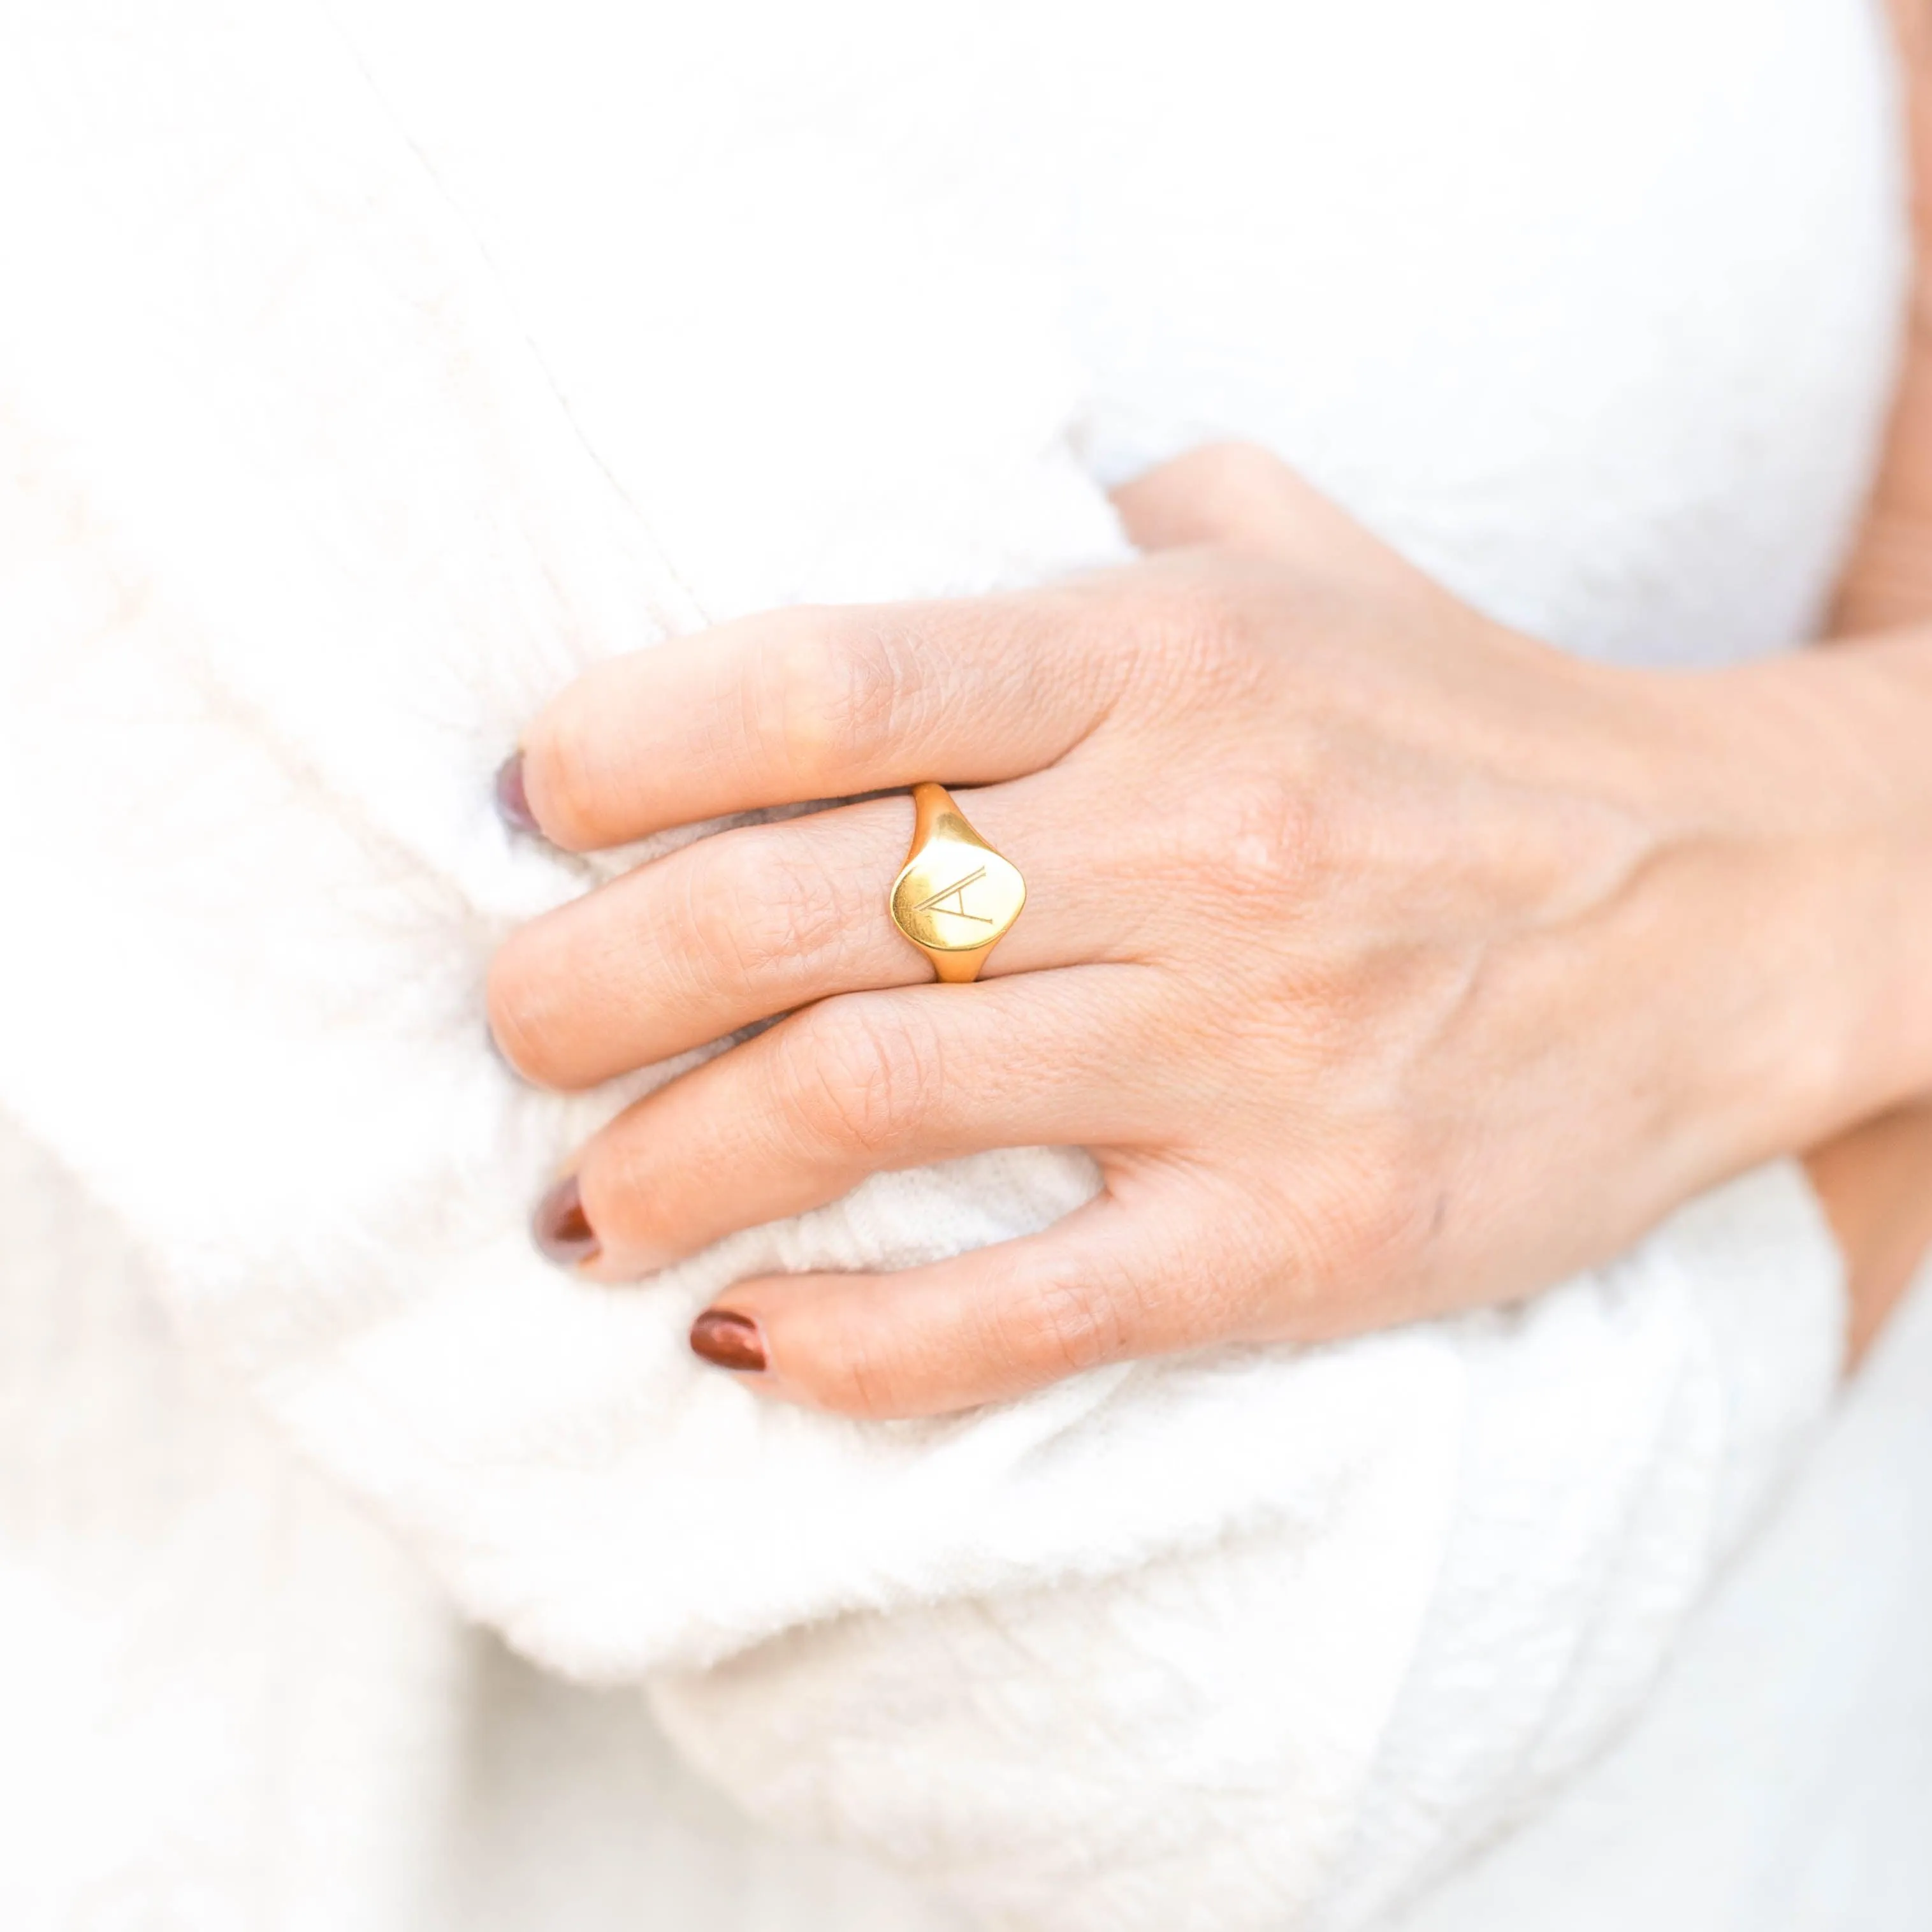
[512,592,1121,852]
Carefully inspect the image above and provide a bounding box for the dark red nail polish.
[533,1173,600,1267]
[690,1310,767,1373]
[495,752,541,838]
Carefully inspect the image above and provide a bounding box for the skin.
[486,10,1932,1416]
[1799,0,1932,1364]
[488,437,1932,1415]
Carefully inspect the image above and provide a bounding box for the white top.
[0,2,1924,1928]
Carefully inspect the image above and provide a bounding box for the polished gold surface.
[888,783,1026,983]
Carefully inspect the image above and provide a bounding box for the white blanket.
[0,3,1899,1925]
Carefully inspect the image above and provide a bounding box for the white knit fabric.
[0,1,1907,1926]
[0,1111,948,1932]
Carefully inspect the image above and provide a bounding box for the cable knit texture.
[0,1,1905,1925]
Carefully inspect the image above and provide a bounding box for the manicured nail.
[690,1309,767,1373]
[533,1173,600,1267]
[494,752,541,838]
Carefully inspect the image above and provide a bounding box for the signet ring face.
[888,783,1026,984]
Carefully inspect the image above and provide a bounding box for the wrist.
[1686,636,1932,1153]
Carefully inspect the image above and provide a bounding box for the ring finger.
[487,769,1144,1091]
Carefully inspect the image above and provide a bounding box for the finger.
[1110,442,1377,567]
[515,592,1122,852]
[552,969,1164,1279]
[488,771,1142,1091]
[685,1187,1240,1417]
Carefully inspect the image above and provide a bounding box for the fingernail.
[495,752,542,838]
[533,1173,600,1267]
[690,1309,767,1373]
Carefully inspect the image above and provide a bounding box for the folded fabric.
[0,3,1894,1925]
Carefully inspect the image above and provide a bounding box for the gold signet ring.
[888,783,1026,984]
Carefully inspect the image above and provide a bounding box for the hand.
[488,445,1921,1416]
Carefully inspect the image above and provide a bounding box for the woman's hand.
[488,445,1932,1416]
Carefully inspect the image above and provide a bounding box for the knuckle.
[1119,573,1270,716]
[1184,768,1333,908]
[696,830,852,998]
[752,616,922,792]
[1192,579,1280,683]
[991,1254,1131,1380]
[770,1000,944,1157]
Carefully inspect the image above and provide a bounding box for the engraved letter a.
[913,866,993,923]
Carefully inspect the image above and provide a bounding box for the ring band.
[888,782,1026,984]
